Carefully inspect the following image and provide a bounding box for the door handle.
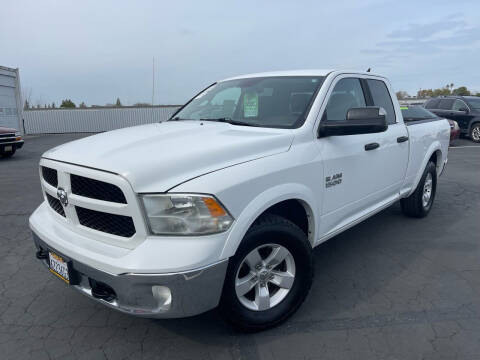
[397,136,409,143]
[364,142,380,151]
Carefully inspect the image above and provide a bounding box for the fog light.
[152,285,172,311]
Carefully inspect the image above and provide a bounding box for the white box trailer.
[0,66,23,133]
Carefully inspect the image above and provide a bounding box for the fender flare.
[408,142,443,197]
[219,183,318,259]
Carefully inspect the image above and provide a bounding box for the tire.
[219,214,313,332]
[400,161,437,218]
[0,148,16,158]
[470,123,480,143]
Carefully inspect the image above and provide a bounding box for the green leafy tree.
[115,98,122,107]
[417,89,434,98]
[452,86,471,96]
[60,99,76,108]
[418,84,475,98]
[396,91,409,100]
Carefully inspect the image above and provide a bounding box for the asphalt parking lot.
[1,134,479,360]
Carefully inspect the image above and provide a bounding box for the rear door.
[435,98,455,120]
[424,98,446,118]
[451,99,473,131]
[317,76,408,235]
[365,78,409,193]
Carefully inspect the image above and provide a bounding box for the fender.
[220,183,318,259]
[406,141,442,197]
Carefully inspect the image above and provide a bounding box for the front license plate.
[4,145,12,152]
[48,251,70,284]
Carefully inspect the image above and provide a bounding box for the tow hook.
[36,249,48,260]
[89,279,117,302]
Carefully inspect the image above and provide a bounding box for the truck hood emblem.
[57,187,68,206]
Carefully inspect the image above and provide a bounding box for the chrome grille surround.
[39,158,147,249]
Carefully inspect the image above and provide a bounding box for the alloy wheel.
[235,244,295,311]
[422,172,433,208]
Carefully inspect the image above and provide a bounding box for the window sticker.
[244,93,258,117]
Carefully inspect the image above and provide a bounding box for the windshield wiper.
[199,117,260,127]
[170,116,192,121]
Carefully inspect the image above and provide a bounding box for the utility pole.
[152,57,155,106]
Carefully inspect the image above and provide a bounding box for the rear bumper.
[33,232,228,318]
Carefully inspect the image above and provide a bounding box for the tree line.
[396,84,480,100]
[23,97,155,109]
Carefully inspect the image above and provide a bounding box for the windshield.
[401,106,438,120]
[171,76,324,128]
[467,98,480,110]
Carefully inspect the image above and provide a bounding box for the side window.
[324,78,366,121]
[425,99,440,109]
[438,99,454,110]
[452,99,467,111]
[366,79,396,125]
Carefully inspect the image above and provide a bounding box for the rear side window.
[438,99,454,110]
[366,79,396,124]
[424,99,440,109]
[324,78,366,121]
[452,99,467,111]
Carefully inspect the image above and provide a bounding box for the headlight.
[141,194,233,235]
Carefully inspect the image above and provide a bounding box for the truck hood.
[43,121,294,192]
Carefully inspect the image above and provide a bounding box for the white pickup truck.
[30,70,450,331]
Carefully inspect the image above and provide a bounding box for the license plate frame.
[4,145,12,152]
[48,251,71,284]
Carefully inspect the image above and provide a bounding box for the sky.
[1,0,479,106]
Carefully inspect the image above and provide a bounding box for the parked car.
[30,70,450,331]
[0,127,24,158]
[401,105,459,145]
[424,96,480,142]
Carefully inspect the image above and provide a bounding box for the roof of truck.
[220,69,383,82]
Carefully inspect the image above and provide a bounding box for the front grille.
[46,193,65,217]
[42,166,58,187]
[0,133,15,138]
[71,174,127,204]
[0,137,16,143]
[75,206,135,237]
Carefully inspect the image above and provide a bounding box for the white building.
[0,66,23,133]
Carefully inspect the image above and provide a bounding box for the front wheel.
[401,161,437,218]
[471,123,480,143]
[219,214,313,332]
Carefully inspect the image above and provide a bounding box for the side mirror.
[318,107,388,137]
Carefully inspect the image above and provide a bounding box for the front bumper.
[0,139,24,150]
[33,232,228,318]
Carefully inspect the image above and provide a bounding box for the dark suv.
[424,96,480,142]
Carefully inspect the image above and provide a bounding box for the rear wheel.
[401,161,437,218]
[471,123,480,143]
[219,214,313,332]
